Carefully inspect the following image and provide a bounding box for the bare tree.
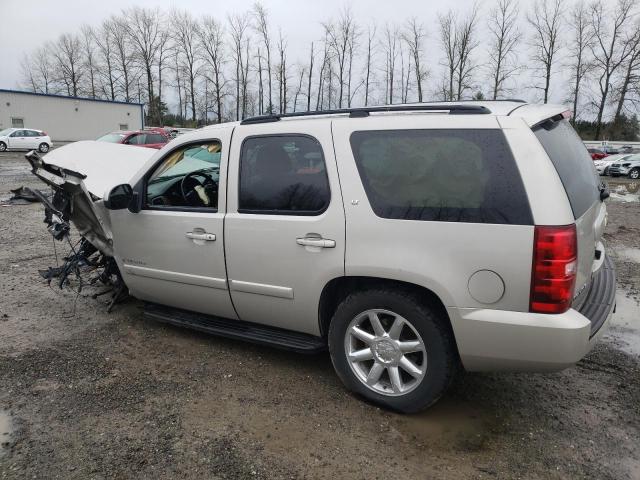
[454,4,480,100]
[306,42,314,111]
[589,0,636,138]
[323,7,357,108]
[253,2,273,113]
[383,24,399,104]
[527,0,564,103]
[172,9,201,122]
[94,20,117,100]
[614,23,640,121]
[156,25,171,123]
[403,18,427,102]
[276,30,288,113]
[566,0,594,122]
[199,16,227,123]
[229,13,250,120]
[20,54,38,92]
[316,40,329,110]
[487,0,521,100]
[52,33,84,96]
[293,65,306,111]
[438,11,457,101]
[126,7,163,125]
[363,25,376,106]
[109,17,136,102]
[80,25,98,98]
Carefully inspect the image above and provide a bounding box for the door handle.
[186,232,216,241]
[296,237,336,248]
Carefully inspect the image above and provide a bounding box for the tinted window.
[534,119,599,219]
[349,129,532,224]
[10,130,24,137]
[126,134,145,145]
[146,142,221,209]
[239,135,330,214]
[146,133,167,144]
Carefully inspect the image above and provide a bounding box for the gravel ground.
[0,149,639,480]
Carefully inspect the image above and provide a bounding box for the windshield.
[97,133,126,143]
[0,129,13,137]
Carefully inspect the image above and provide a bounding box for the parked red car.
[96,128,170,149]
[587,148,607,160]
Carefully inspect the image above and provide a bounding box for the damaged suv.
[26,102,616,413]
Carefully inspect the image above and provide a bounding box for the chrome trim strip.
[229,279,294,299]
[124,264,227,290]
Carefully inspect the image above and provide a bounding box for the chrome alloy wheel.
[344,309,427,396]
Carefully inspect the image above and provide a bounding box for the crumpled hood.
[41,140,155,197]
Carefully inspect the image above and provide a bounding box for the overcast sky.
[0,0,624,112]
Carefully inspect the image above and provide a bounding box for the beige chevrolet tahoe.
[27,101,616,413]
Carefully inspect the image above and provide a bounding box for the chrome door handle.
[186,232,216,241]
[296,237,336,248]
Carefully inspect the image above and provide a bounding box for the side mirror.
[104,184,134,210]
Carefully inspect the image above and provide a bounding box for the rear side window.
[534,119,599,219]
[146,133,167,144]
[239,135,330,215]
[349,129,532,224]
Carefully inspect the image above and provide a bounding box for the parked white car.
[25,101,615,413]
[593,153,634,175]
[0,128,52,153]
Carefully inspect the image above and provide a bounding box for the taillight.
[530,225,577,314]
[41,131,47,136]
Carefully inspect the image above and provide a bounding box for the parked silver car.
[608,154,640,179]
[0,128,52,153]
[26,101,615,413]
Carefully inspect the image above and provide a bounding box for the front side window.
[146,141,222,210]
[239,135,330,214]
[350,129,533,225]
[10,130,24,137]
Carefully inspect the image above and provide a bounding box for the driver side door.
[108,130,237,319]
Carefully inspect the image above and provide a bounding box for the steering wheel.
[180,170,217,207]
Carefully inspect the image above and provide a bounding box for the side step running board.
[143,303,326,354]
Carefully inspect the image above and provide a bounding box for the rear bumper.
[450,256,616,372]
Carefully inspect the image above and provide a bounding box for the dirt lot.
[0,149,639,480]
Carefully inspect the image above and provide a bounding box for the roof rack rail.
[240,104,491,125]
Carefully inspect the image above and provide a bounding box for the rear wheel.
[629,168,640,180]
[0,142,6,152]
[328,288,457,413]
[38,143,50,153]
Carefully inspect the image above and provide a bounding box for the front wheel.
[603,166,609,176]
[328,288,457,413]
[629,168,640,180]
[0,142,6,152]
[38,143,50,153]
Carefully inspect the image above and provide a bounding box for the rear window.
[349,129,533,224]
[534,119,599,219]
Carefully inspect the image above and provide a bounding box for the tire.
[0,142,6,152]
[328,288,457,413]
[629,168,640,180]
[603,167,609,176]
[38,143,50,153]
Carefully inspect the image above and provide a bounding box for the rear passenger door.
[225,122,345,336]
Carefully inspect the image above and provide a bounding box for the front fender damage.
[25,150,128,312]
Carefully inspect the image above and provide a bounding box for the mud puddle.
[604,291,640,357]
[607,180,640,202]
[616,247,640,264]
[0,410,14,457]
[389,399,492,451]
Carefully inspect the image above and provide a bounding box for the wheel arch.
[318,276,454,341]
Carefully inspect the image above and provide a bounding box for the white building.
[0,89,144,142]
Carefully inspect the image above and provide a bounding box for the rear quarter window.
[533,119,599,219]
[349,129,533,225]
